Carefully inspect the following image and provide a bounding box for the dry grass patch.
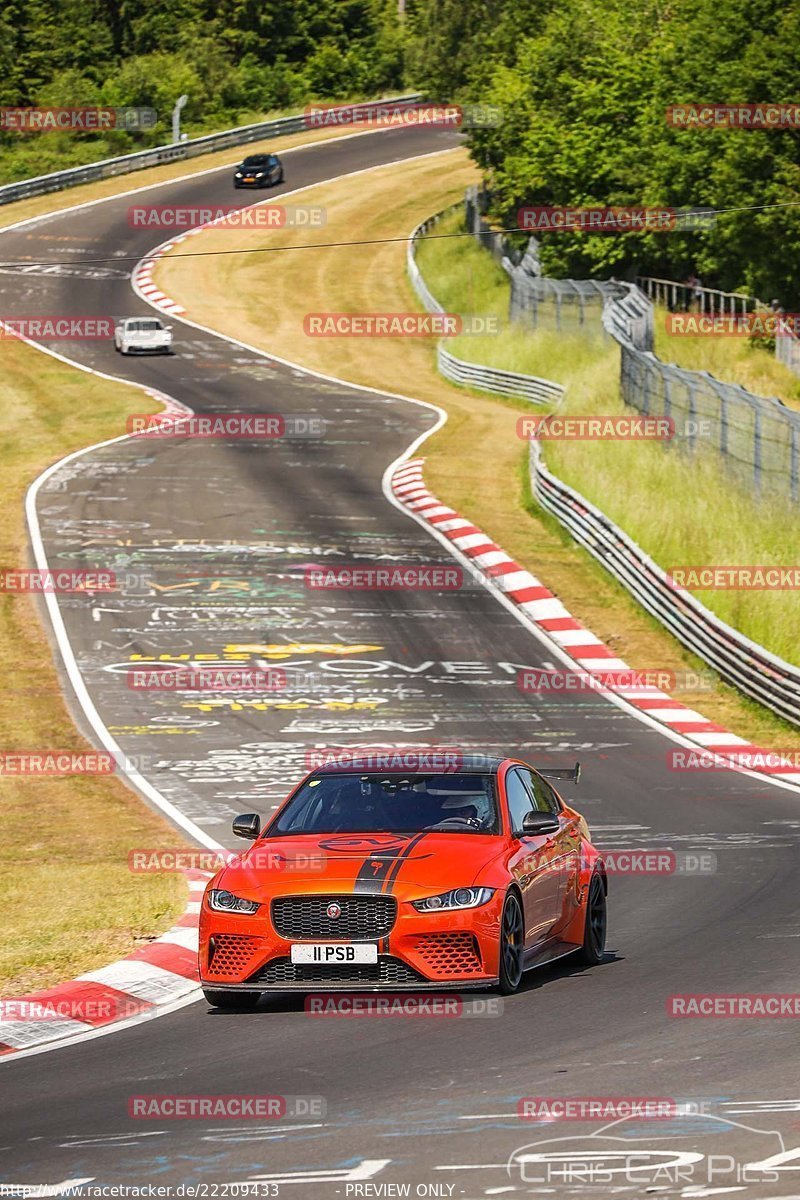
[654,309,800,412]
[0,338,187,996]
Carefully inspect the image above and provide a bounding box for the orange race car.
[199,755,607,1008]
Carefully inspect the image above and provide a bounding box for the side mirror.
[232,812,261,840]
[518,810,560,837]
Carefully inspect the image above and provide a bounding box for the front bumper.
[199,894,502,991]
[200,972,498,994]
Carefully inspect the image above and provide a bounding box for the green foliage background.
[407,0,800,304]
[0,0,408,180]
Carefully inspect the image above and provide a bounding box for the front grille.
[207,934,261,976]
[413,932,484,976]
[271,894,396,941]
[248,956,425,986]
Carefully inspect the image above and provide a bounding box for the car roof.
[312,755,507,777]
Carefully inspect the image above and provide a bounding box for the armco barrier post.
[752,398,762,493]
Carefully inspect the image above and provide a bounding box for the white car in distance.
[114,317,173,355]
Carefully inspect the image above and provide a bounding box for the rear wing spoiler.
[538,761,581,785]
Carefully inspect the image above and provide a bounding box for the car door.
[505,767,564,946]
[522,770,582,935]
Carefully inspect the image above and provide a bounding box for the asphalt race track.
[1,124,800,1198]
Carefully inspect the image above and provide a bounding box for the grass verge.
[418,211,799,667]
[653,309,800,411]
[153,148,800,751]
[0,339,187,997]
[429,213,800,411]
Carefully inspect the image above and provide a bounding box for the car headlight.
[255,171,264,177]
[208,889,259,914]
[235,171,243,177]
[411,887,495,912]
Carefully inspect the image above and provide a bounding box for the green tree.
[463,0,800,304]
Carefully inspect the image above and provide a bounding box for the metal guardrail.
[530,441,800,726]
[437,344,563,404]
[407,209,452,316]
[0,94,423,207]
[637,275,757,315]
[601,281,655,352]
[408,208,563,406]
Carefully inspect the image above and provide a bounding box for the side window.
[505,768,535,832]
[518,768,561,814]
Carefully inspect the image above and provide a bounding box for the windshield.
[242,156,270,166]
[127,319,162,331]
[268,772,498,836]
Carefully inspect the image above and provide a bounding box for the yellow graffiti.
[181,697,386,712]
[126,644,384,669]
[129,653,251,662]
[225,643,383,659]
[150,579,256,593]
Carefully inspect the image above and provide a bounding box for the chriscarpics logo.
[507,1113,800,1188]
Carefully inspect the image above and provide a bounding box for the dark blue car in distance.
[233,153,284,188]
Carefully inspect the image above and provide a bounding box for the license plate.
[243,177,254,182]
[290,943,378,964]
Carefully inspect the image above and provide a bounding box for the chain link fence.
[606,290,800,501]
[776,333,800,377]
[464,185,520,268]
[465,187,800,501]
[637,275,800,382]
